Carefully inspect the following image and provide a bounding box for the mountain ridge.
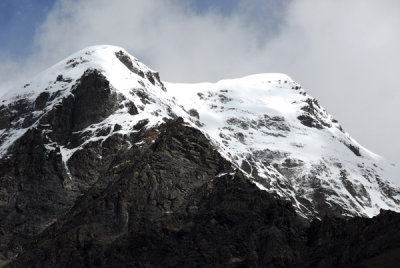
[1,45,399,219]
[1,45,400,265]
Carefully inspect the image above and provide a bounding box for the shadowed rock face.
[4,119,237,267]
[306,210,400,268]
[3,119,400,268]
[0,70,123,264]
[38,69,120,146]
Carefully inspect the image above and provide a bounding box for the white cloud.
[261,0,400,162]
[1,0,400,162]
[30,0,265,82]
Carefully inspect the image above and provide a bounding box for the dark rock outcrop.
[115,50,164,89]
[298,98,332,129]
[0,70,123,264]
[38,69,119,146]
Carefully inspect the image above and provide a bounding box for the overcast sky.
[1,0,400,163]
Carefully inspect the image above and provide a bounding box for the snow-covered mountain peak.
[0,45,168,157]
[1,45,162,104]
[1,45,399,219]
[165,72,400,218]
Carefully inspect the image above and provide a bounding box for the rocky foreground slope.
[1,45,400,266]
[4,119,400,267]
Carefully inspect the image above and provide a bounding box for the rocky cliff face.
[1,45,400,266]
[0,69,132,264]
[5,119,400,268]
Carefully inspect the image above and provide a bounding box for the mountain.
[1,45,400,266]
[166,75,400,218]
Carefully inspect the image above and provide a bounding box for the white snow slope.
[1,45,399,218]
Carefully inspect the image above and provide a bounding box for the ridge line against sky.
[0,0,400,164]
